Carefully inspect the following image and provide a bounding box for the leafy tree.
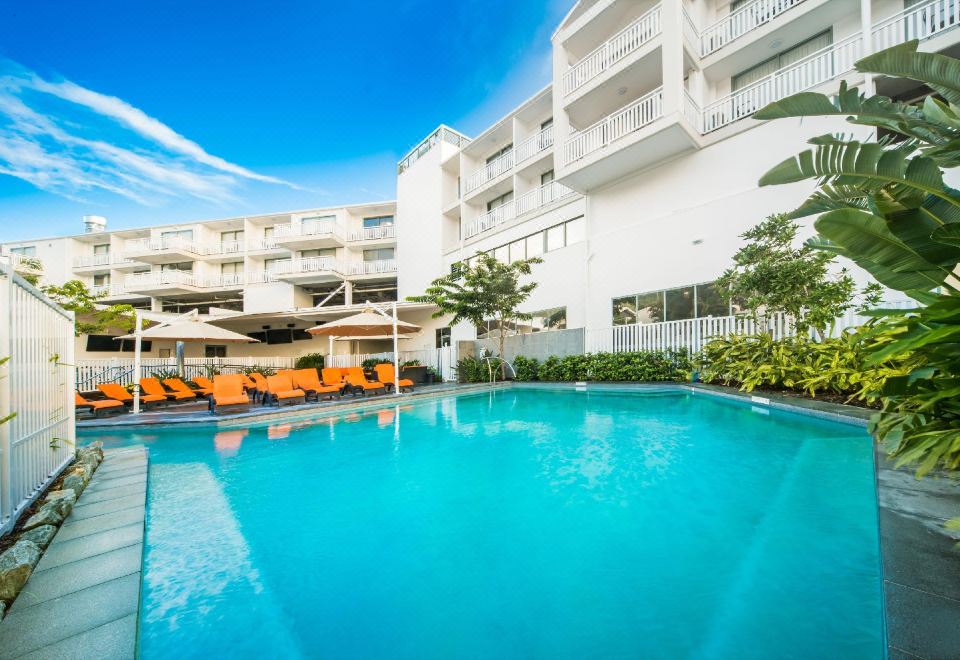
[755,41,960,477]
[40,280,139,336]
[408,253,542,379]
[716,213,882,339]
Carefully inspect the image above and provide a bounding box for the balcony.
[698,34,861,133]
[124,270,201,295]
[514,125,555,169]
[270,257,344,283]
[564,87,663,165]
[123,237,210,264]
[347,225,397,243]
[204,240,246,262]
[202,273,247,290]
[562,5,662,97]
[90,284,140,300]
[463,150,514,196]
[73,254,139,271]
[272,220,344,249]
[700,0,807,57]
[873,0,960,51]
[463,181,578,239]
[349,259,398,278]
[3,253,43,276]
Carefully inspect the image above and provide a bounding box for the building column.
[344,280,353,306]
[861,0,875,96]
[660,0,686,118]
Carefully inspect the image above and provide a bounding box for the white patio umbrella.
[115,310,258,413]
[306,302,421,396]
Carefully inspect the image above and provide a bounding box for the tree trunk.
[499,330,507,381]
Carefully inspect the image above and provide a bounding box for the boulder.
[45,489,77,507]
[0,540,41,601]
[21,503,64,531]
[0,599,5,621]
[20,524,58,550]
[43,492,75,519]
[61,473,87,497]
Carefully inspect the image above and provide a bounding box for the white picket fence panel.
[325,346,459,382]
[0,262,76,536]
[75,356,297,390]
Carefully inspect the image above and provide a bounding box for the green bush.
[294,353,325,370]
[361,357,392,369]
[240,365,276,377]
[515,351,691,383]
[511,356,539,381]
[150,368,180,381]
[698,332,917,403]
[455,356,497,383]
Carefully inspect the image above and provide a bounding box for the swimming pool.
[83,387,883,658]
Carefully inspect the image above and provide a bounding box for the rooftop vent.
[83,215,107,233]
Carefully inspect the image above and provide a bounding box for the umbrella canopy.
[306,309,420,337]
[116,317,258,343]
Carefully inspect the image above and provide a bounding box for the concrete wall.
[474,328,585,363]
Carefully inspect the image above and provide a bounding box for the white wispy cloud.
[0,61,299,205]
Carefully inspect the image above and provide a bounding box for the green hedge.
[511,351,692,383]
[294,353,325,370]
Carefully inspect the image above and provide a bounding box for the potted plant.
[424,367,438,384]
[400,359,427,384]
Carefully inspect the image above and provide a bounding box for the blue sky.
[0,0,569,239]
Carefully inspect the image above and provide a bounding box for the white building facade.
[3,0,958,361]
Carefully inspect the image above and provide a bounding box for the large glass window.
[525,232,544,258]
[93,243,110,255]
[733,31,832,91]
[696,282,729,318]
[301,248,336,259]
[493,245,509,263]
[10,246,36,256]
[221,261,243,274]
[436,327,451,348]
[487,190,514,212]
[665,286,696,321]
[363,248,394,261]
[509,240,526,263]
[546,225,565,251]
[486,143,512,164]
[93,273,110,286]
[363,215,394,229]
[221,230,243,243]
[530,307,566,332]
[565,217,585,245]
[160,229,194,241]
[612,282,730,325]
[160,262,193,272]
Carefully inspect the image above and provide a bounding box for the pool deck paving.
[0,446,147,660]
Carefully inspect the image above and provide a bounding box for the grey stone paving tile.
[55,506,144,543]
[94,464,147,479]
[0,574,139,659]
[884,581,960,659]
[70,493,145,521]
[15,614,137,660]
[76,482,145,504]
[35,523,142,572]
[11,544,142,611]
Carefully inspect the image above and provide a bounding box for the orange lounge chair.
[345,367,386,397]
[248,372,269,403]
[292,368,342,401]
[192,376,216,393]
[75,392,125,417]
[212,375,252,414]
[321,368,346,389]
[266,374,306,406]
[97,382,166,408]
[141,377,194,401]
[163,378,211,398]
[374,363,415,393]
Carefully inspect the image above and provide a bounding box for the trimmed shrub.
[511,356,539,381]
[361,357,392,369]
[294,353,325,370]
[240,365,276,377]
[513,351,691,383]
[455,356,496,383]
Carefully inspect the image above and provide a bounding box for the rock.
[45,489,77,507]
[0,540,41,601]
[19,524,58,550]
[61,473,87,497]
[0,600,5,621]
[42,492,75,519]
[21,503,64,531]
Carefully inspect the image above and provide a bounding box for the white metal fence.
[325,346,459,382]
[564,88,663,164]
[75,356,298,390]
[0,262,76,536]
[873,0,960,50]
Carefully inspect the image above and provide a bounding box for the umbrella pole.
[392,301,399,397]
[133,310,142,414]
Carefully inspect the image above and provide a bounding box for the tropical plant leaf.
[857,41,960,106]
[932,223,960,247]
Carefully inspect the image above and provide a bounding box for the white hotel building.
[2,0,958,363]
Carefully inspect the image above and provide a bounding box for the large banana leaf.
[814,209,953,290]
[887,208,960,266]
[933,223,960,247]
[857,41,960,106]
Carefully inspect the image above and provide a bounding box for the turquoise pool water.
[83,388,883,658]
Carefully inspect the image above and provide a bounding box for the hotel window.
[363,247,394,261]
[540,117,553,131]
[436,327,451,348]
[509,239,526,263]
[530,307,566,332]
[263,226,275,240]
[486,143,512,164]
[565,217,585,245]
[205,345,227,358]
[160,229,194,242]
[487,190,514,212]
[264,258,288,272]
[93,274,110,286]
[302,215,336,232]
[221,230,243,243]
[160,262,193,272]
[732,31,832,91]
[301,248,336,259]
[93,243,110,256]
[221,261,243,275]
[363,215,394,229]
[526,233,544,258]
[494,245,509,263]
[540,169,555,186]
[612,282,732,326]
[546,225,565,252]
[10,246,36,256]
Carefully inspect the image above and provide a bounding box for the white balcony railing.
[563,87,664,165]
[208,240,245,256]
[699,34,861,133]
[72,254,113,268]
[348,225,397,241]
[563,5,662,95]
[351,259,398,275]
[125,270,197,290]
[203,273,247,288]
[90,284,126,298]
[700,0,807,56]
[124,237,210,256]
[248,238,280,251]
[463,181,577,239]
[271,257,341,276]
[873,0,960,50]
[3,252,43,272]
[464,149,514,195]
[274,220,343,240]
[514,125,555,165]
